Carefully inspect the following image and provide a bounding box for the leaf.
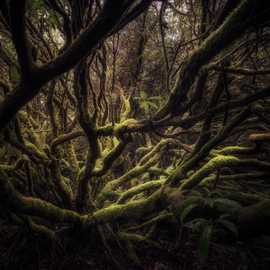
[204,197,214,208]
[32,0,44,9]
[9,66,20,83]
[48,13,59,28]
[219,214,231,220]
[214,198,242,210]
[126,241,141,266]
[189,190,202,197]
[140,90,147,99]
[199,223,213,264]
[185,218,208,232]
[202,186,211,196]
[209,190,223,197]
[140,101,150,112]
[180,204,198,223]
[218,219,238,238]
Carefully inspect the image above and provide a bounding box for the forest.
[0,0,270,269]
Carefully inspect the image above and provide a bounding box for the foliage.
[0,0,270,269]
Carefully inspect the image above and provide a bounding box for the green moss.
[114,118,139,136]
[0,164,14,171]
[120,95,132,121]
[0,175,84,224]
[25,142,49,160]
[61,176,73,195]
[156,0,258,119]
[76,166,85,182]
[211,145,255,156]
[180,155,240,190]
[91,190,162,224]
[167,109,250,187]
[138,139,172,166]
[28,218,56,240]
[200,172,269,186]
[117,179,165,204]
[126,211,173,231]
[66,142,79,172]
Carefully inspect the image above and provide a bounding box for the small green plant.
[134,90,162,116]
[180,191,240,264]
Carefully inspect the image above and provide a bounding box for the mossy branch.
[180,155,270,191]
[155,0,268,119]
[6,137,46,164]
[126,211,173,231]
[117,179,165,204]
[0,175,85,224]
[90,189,163,225]
[0,158,24,172]
[200,172,270,187]
[97,155,160,205]
[93,135,130,177]
[50,130,84,152]
[168,108,250,186]
[138,139,174,166]
[49,158,73,208]
[211,145,256,156]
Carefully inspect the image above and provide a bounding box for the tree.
[1,0,270,269]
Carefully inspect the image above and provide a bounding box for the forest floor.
[1,223,270,270]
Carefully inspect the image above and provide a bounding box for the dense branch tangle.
[1,0,270,267]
